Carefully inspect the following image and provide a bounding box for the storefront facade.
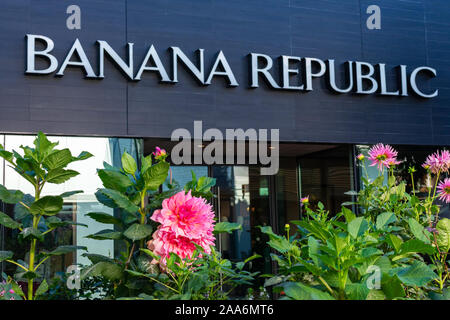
[1,0,449,283]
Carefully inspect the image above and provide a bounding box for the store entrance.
[211,166,272,285]
[144,139,355,295]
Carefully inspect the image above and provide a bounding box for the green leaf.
[81,262,123,281]
[0,144,14,163]
[398,239,436,256]
[123,224,153,241]
[44,245,87,256]
[366,290,386,300]
[140,248,160,261]
[341,206,356,223]
[86,212,122,226]
[34,132,58,161]
[29,196,63,216]
[408,218,431,244]
[196,176,216,192]
[376,212,397,230]
[428,288,450,300]
[96,189,139,213]
[35,279,48,297]
[264,276,284,287]
[387,234,403,253]
[0,211,22,229]
[82,253,114,264]
[143,161,170,191]
[390,261,437,287]
[46,168,79,184]
[20,227,44,241]
[308,236,321,266]
[59,190,83,198]
[0,185,24,204]
[121,152,137,175]
[141,155,152,173]
[213,222,242,234]
[0,251,13,262]
[360,247,383,258]
[348,217,369,239]
[72,151,93,162]
[381,275,405,299]
[282,282,335,300]
[345,283,370,300]
[43,149,73,170]
[86,229,123,240]
[374,255,392,275]
[436,218,450,253]
[45,216,87,228]
[98,169,133,193]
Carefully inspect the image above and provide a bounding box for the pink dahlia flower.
[437,178,450,203]
[300,196,309,207]
[153,147,167,161]
[368,143,400,171]
[149,191,215,265]
[422,150,450,174]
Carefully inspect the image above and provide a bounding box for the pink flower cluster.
[422,150,450,174]
[368,143,401,171]
[148,191,215,266]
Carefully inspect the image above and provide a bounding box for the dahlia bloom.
[368,143,400,171]
[153,147,167,161]
[437,178,450,203]
[149,191,215,265]
[422,150,450,174]
[300,196,309,207]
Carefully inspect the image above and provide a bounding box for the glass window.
[276,157,300,234]
[165,166,208,190]
[299,146,354,216]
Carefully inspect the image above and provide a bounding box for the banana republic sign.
[25,34,438,98]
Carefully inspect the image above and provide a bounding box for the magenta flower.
[153,147,167,161]
[437,178,450,203]
[356,153,365,161]
[368,143,400,171]
[422,150,450,174]
[149,191,215,265]
[300,196,309,207]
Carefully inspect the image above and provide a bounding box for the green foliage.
[0,132,92,300]
[83,149,233,299]
[84,150,173,298]
[261,160,449,300]
[122,246,259,300]
[213,221,242,234]
[184,170,216,199]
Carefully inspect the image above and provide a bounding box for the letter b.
[26,34,58,74]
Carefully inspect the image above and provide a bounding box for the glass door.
[212,166,272,293]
